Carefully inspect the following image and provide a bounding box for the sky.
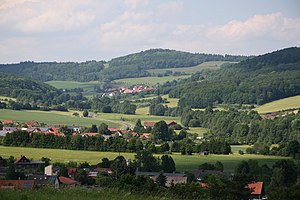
[0,0,299,63]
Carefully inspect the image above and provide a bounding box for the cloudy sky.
[0,0,299,63]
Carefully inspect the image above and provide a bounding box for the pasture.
[112,75,190,86]
[0,146,288,172]
[147,61,229,75]
[46,81,99,97]
[0,109,120,128]
[254,95,300,113]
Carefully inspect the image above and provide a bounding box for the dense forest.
[102,49,246,80]
[0,49,246,82]
[0,61,105,82]
[169,47,300,108]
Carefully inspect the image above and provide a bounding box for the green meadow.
[254,95,300,113]
[0,109,120,128]
[147,61,230,75]
[0,146,288,173]
[46,81,99,97]
[112,75,190,86]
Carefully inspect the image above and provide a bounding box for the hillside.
[0,49,246,82]
[103,49,246,80]
[169,47,300,108]
[0,60,105,82]
[0,72,59,104]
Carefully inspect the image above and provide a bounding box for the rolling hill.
[169,47,300,108]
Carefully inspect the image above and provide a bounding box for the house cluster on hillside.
[260,109,299,120]
[104,85,154,96]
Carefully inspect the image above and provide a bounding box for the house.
[27,175,59,188]
[139,133,152,139]
[102,134,112,141]
[58,176,78,187]
[135,172,187,187]
[3,126,18,132]
[3,120,13,124]
[192,170,234,182]
[144,122,156,129]
[247,182,265,200]
[87,168,113,179]
[14,155,45,174]
[0,180,35,189]
[67,126,82,133]
[26,121,39,128]
[82,132,99,137]
[45,165,58,176]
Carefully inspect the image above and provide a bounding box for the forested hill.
[0,61,105,82]
[102,49,247,80]
[0,72,59,103]
[169,47,300,108]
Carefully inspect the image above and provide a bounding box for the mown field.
[254,95,300,113]
[147,61,229,75]
[46,81,99,97]
[0,108,180,129]
[112,75,190,86]
[0,146,288,172]
[0,109,120,128]
[0,187,171,200]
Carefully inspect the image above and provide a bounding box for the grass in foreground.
[0,187,170,200]
[254,95,300,113]
[0,146,288,172]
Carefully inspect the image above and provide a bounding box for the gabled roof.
[247,182,263,195]
[14,155,30,164]
[59,176,77,185]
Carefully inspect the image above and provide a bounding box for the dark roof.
[14,155,45,165]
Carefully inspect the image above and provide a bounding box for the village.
[0,119,265,199]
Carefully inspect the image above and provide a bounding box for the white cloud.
[0,0,95,32]
[208,13,300,41]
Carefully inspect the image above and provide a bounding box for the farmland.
[0,146,288,173]
[46,81,99,97]
[0,108,180,128]
[0,109,120,128]
[254,95,300,113]
[147,61,230,75]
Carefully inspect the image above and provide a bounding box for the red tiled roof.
[108,128,119,132]
[247,182,263,195]
[94,168,112,173]
[144,122,156,127]
[59,176,77,185]
[3,120,13,124]
[139,133,152,139]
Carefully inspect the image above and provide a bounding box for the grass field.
[254,95,300,113]
[46,81,99,97]
[0,109,120,128]
[94,112,180,128]
[188,127,209,137]
[112,75,190,86]
[147,61,230,75]
[0,146,288,172]
[0,96,16,101]
[0,187,170,200]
